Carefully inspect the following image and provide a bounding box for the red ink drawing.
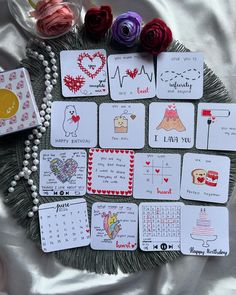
[126,68,138,79]
[64,75,85,93]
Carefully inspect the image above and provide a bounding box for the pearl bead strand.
[7,41,58,218]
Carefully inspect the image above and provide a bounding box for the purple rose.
[112,11,142,47]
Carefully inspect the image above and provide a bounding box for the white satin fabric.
[1,0,236,294]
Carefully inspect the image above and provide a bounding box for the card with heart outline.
[87,149,134,196]
[39,198,90,252]
[196,103,236,151]
[99,103,145,149]
[39,149,87,196]
[181,153,230,203]
[108,52,155,100]
[139,202,183,251]
[133,153,181,200]
[60,49,108,97]
[149,102,195,149]
[51,101,97,148]
[91,202,138,251]
[156,52,204,99]
[181,205,229,256]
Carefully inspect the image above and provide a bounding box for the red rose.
[140,18,172,55]
[84,6,113,37]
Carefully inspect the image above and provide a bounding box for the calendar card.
[139,202,183,251]
[91,202,138,251]
[99,103,145,149]
[39,198,90,252]
[181,205,229,256]
[108,52,155,100]
[133,153,181,200]
[87,149,134,196]
[181,153,230,203]
[40,149,87,196]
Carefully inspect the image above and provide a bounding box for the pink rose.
[30,0,74,37]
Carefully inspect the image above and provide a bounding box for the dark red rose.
[140,18,172,55]
[84,6,113,37]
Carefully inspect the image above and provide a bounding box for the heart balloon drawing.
[50,158,78,183]
[64,75,85,93]
[77,51,106,79]
[126,68,138,79]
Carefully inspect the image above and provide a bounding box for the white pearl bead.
[31,185,37,191]
[25,153,31,160]
[36,133,42,139]
[32,146,38,152]
[51,58,56,64]
[19,171,25,177]
[52,65,57,71]
[32,206,38,212]
[25,147,31,153]
[41,41,46,46]
[33,198,39,205]
[24,140,30,146]
[34,139,40,145]
[38,54,44,60]
[40,126,46,133]
[23,160,29,166]
[28,211,34,218]
[46,94,52,100]
[11,181,17,186]
[41,103,47,109]
[32,192,38,198]
[23,167,29,173]
[28,179,33,185]
[33,159,39,165]
[46,101,52,107]
[46,45,51,52]
[45,114,50,121]
[8,187,14,193]
[14,175,20,181]
[52,79,57,85]
[33,129,38,135]
[43,60,48,67]
[44,121,50,127]
[33,51,39,57]
[45,80,51,87]
[45,67,51,73]
[32,152,38,158]
[31,166,37,172]
[41,117,45,123]
[53,72,58,79]
[46,108,51,113]
[49,52,55,58]
[40,110,45,116]
[45,74,50,80]
[28,134,34,140]
[46,86,52,93]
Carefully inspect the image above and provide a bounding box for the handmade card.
[181,205,229,256]
[149,102,195,148]
[156,52,203,99]
[39,150,87,196]
[133,153,181,200]
[91,202,138,251]
[196,103,236,151]
[0,68,41,136]
[99,103,145,149]
[51,101,97,148]
[39,198,90,252]
[87,149,134,196]
[108,52,155,100]
[60,49,108,97]
[139,202,183,251]
[181,153,230,203]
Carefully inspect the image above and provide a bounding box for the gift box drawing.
[0,68,41,136]
[114,115,128,133]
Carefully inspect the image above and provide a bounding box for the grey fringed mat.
[0,28,236,274]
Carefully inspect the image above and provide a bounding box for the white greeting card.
[87,149,134,196]
[181,153,230,203]
[39,198,90,252]
[139,202,183,251]
[108,52,155,100]
[196,103,236,151]
[60,49,108,97]
[0,68,41,136]
[133,153,181,200]
[181,205,229,256]
[39,150,87,196]
[51,101,97,148]
[156,52,203,99]
[99,103,145,149]
[91,202,138,251]
[149,102,195,148]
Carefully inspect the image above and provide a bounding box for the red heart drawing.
[88,172,92,176]
[88,161,93,165]
[121,191,124,195]
[107,190,110,194]
[131,243,136,248]
[77,51,106,79]
[116,191,120,195]
[102,190,107,194]
[126,68,138,79]
[155,169,160,174]
[92,189,96,193]
[87,186,92,191]
[130,155,134,159]
[197,177,205,183]
[64,75,85,93]
[97,190,101,194]
[71,115,80,123]
[86,229,90,233]
[110,150,114,153]
[87,182,92,186]
[164,178,169,183]
[88,177,92,181]
[146,161,150,165]
[111,191,115,195]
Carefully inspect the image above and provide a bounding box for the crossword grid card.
[139,202,183,251]
[39,199,90,252]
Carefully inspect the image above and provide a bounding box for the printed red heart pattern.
[77,51,106,79]
[126,68,138,79]
[64,75,85,93]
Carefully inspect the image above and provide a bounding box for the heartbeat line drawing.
[111,65,153,88]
